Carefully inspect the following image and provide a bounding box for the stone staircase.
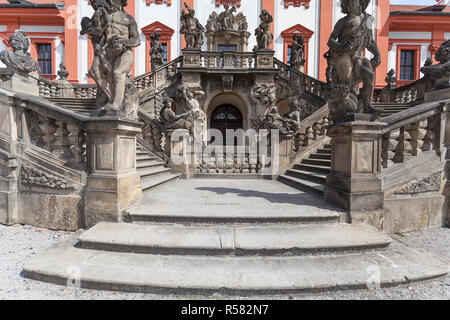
[23,179,448,294]
[136,142,180,193]
[278,143,331,197]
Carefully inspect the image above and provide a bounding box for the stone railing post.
[324,121,386,229]
[166,129,195,175]
[84,119,142,228]
[254,49,274,69]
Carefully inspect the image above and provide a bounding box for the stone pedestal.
[0,71,39,96]
[182,48,202,68]
[276,135,294,174]
[167,129,195,174]
[254,49,274,69]
[324,121,386,229]
[84,119,142,228]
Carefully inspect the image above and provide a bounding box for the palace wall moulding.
[284,0,311,9]
[146,0,172,6]
[216,1,241,8]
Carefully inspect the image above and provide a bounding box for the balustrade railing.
[200,51,255,69]
[273,58,328,102]
[380,100,447,169]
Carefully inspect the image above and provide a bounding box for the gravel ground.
[0,223,449,300]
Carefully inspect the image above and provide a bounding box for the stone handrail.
[37,57,183,99]
[375,77,429,104]
[1,88,142,170]
[294,104,330,152]
[139,110,168,161]
[273,58,329,102]
[380,99,449,168]
[133,56,182,91]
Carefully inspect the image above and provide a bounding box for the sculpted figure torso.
[325,0,381,118]
[81,0,140,117]
[0,31,38,74]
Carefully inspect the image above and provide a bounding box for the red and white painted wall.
[0,0,449,89]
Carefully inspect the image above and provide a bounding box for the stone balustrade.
[274,58,329,102]
[196,146,260,174]
[294,104,330,152]
[200,51,255,69]
[380,100,447,169]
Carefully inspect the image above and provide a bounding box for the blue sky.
[391,0,445,4]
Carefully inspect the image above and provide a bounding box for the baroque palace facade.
[0,0,449,88]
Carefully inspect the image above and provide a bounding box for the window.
[287,46,292,66]
[400,50,415,81]
[162,43,168,64]
[218,44,237,52]
[37,44,52,75]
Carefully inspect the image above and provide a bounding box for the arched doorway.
[210,104,243,145]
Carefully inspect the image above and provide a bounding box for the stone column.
[324,121,386,229]
[84,119,142,228]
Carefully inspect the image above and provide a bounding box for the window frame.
[29,38,56,80]
[395,45,421,86]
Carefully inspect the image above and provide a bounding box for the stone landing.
[23,179,449,294]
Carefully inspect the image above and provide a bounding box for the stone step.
[141,174,180,193]
[277,175,324,197]
[285,169,326,184]
[126,201,339,225]
[294,164,331,174]
[301,159,331,167]
[24,233,448,294]
[137,154,156,161]
[138,167,172,180]
[137,160,164,169]
[317,149,332,154]
[78,222,392,256]
[309,153,332,160]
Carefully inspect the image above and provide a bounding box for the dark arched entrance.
[210,104,243,145]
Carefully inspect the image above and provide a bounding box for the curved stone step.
[23,233,449,294]
[277,175,324,196]
[141,174,180,192]
[126,201,338,224]
[78,222,392,256]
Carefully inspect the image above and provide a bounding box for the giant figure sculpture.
[180,2,204,49]
[255,9,273,50]
[80,0,140,119]
[150,32,165,70]
[290,34,305,73]
[0,31,38,74]
[324,0,381,122]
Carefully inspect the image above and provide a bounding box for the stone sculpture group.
[324,0,382,123]
[80,0,140,119]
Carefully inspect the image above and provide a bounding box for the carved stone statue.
[260,106,300,137]
[421,40,450,89]
[150,32,164,70]
[290,34,305,73]
[255,9,273,50]
[250,83,276,117]
[384,69,397,89]
[324,0,382,122]
[180,2,204,49]
[0,30,38,74]
[80,0,140,119]
[206,4,248,33]
[57,63,69,80]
